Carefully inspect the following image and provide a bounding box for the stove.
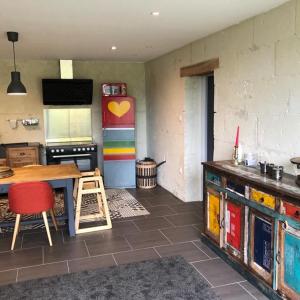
[45,141,98,171]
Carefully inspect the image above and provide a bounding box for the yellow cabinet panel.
[208,193,220,237]
[250,188,275,210]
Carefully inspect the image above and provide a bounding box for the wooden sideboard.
[202,161,300,300]
[5,143,40,168]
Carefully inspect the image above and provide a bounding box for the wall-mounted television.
[42,79,93,105]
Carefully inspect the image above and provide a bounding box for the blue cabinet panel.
[254,216,272,272]
[284,232,300,293]
[103,160,136,188]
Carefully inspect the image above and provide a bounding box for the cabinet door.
[102,96,135,128]
[225,200,243,256]
[278,223,300,299]
[206,188,223,245]
[250,211,273,285]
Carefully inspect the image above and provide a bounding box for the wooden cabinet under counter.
[5,143,40,168]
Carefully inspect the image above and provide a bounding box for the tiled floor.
[0,186,269,299]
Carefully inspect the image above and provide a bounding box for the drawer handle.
[294,211,300,218]
[276,252,281,264]
[259,197,264,203]
[220,218,225,229]
[20,152,26,156]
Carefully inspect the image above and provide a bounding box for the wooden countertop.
[0,164,81,184]
[203,160,300,201]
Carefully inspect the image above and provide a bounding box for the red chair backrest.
[8,182,54,214]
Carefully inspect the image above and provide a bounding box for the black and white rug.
[0,189,149,232]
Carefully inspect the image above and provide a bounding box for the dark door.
[207,74,214,161]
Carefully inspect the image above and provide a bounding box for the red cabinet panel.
[102,96,135,128]
[226,201,242,251]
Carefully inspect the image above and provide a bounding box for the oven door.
[51,154,92,171]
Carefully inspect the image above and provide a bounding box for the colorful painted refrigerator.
[101,87,136,188]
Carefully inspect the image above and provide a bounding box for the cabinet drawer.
[7,147,38,159]
[282,201,300,221]
[206,171,221,186]
[250,188,276,210]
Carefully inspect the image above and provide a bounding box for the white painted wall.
[146,0,300,201]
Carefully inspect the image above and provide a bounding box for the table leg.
[65,179,75,237]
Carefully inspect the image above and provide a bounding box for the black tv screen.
[42,79,93,105]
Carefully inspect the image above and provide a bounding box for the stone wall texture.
[146,0,299,200]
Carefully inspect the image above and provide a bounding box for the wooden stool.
[74,168,112,234]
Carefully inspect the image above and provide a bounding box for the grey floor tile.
[0,236,21,252]
[155,242,209,262]
[193,258,244,287]
[114,248,160,265]
[150,195,183,206]
[125,230,170,249]
[18,261,68,282]
[101,221,140,238]
[193,240,219,258]
[85,235,131,256]
[62,228,103,243]
[240,282,270,300]
[0,247,43,271]
[133,217,173,231]
[0,270,17,286]
[213,283,253,300]
[44,241,88,263]
[144,205,176,217]
[22,230,64,248]
[68,254,116,273]
[165,213,201,226]
[161,226,201,243]
[171,202,202,214]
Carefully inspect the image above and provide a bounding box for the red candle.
[235,126,240,147]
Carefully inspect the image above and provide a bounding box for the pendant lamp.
[7,31,27,95]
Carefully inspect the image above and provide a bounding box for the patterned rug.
[0,189,149,232]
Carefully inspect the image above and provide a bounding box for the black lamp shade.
[7,71,27,95]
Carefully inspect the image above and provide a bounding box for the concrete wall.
[145,0,300,201]
[0,60,147,162]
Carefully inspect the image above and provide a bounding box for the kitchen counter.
[203,160,300,203]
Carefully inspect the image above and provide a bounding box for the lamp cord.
[12,42,16,72]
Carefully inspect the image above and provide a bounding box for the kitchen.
[0,1,299,299]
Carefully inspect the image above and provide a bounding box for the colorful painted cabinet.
[202,161,300,300]
[206,187,224,246]
[224,199,243,258]
[278,222,300,299]
[250,212,273,285]
[101,93,136,188]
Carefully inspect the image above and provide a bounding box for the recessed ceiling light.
[111,46,117,50]
[151,11,160,16]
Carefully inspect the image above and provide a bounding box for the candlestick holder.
[233,146,239,165]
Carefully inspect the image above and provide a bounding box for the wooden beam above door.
[180,58,219,77]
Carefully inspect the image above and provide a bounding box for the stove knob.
[73,148,77,152]
[87,147,90,151]
[61,149,64,153]
[77,148,81,151]
[82,148,86,151]
[91,147,95,151]
[51,149,55,153]
[56,149,60,153]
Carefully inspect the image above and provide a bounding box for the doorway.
[206,74,214,161]
[183,73,215,202]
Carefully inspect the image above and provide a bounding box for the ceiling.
[0,0,288,62]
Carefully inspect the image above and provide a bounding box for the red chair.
[8,181,58,250]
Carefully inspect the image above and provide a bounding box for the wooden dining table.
[0,164,81,236]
